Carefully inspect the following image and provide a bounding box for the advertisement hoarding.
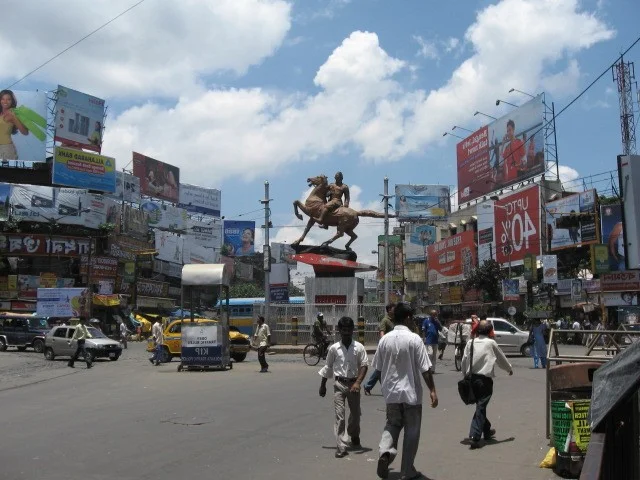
[405,225,437,263]
[377,235,403,281]
[592,244,610,274]
[123,204,150,239]
[457,95,545,204]
[477,185,541,266]
[37,288,91,317]
[545,190,597,251]
[52,146,116,193]
[0,90,47,163]
[395,185,450,220]
[600,272,640,292]
[178,184,221,217]
[132,152,180,203]
[427,231,477,285]
[542,255,558,284]
[502,279,520,301]
[185,241,219,264]
[141,201,188,231]
[617,155,640,269]
[600,203,624,271]
[105,171,141,204]
[523,253,538,282]
[0,183,10,221]
[54,85,105,152]
[222,221,255,257]
[271,242,297,269]
[187,219,222,249]
[602,292,639,307]
[155,230,185,265]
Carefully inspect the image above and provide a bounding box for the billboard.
[618,155,640,269]
[457,95,545,204]
[222,221,255,257]
[405,224,437,263]
[0,90,47,162]
[542,255,558,284]
[377,235,403,281]
[187,219,222,250]
[123,204,150,239]
[132,152,180,202]
[105,171,141,204]
[395,184,450,220]
[178,183,221,217]
[0,234,92,257]
[545,189,597,251]
[502,279,520,301]
[600,203,624,271]
[141,201,188,231]
[0,183,10,221]
[52,146,116,192]
[477,185,541,266]
[37,288,91,317]
[54,85,105,152]
[155,230,185,264]
[427,230,476,285]
[271,242,297,269]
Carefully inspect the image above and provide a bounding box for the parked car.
[0,313,49,353]
[43,325,123,362]
[146,319,251,363]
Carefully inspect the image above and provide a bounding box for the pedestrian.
[372,302,438,480]
[253,316,271,372]
[461,320,513,449]
[572,318,582,345]
[318,316,369,459]
[364,303,395,395]
[150,319,163,366]
[438,319,449,360]
[421,309,441,373]
[312,312,331,359]
[67,317,93,369]
[119,320,128,349]
[528,319,547,368]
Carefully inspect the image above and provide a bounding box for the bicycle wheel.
[454,347,462,372]
[303,343,321,366]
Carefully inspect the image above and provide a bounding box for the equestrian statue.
[291,172,390,250]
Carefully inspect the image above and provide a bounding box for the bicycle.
[303,339,329,366]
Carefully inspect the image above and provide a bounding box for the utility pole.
[383,177,390,305]
[87,236,93,318]
[261,181,271,320]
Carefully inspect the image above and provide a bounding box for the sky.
[1,0,639,284]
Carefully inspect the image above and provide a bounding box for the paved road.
[0,342,583,480]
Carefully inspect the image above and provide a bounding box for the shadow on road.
[459,436,516,449]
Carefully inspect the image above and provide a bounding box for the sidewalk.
[267,343,378,354]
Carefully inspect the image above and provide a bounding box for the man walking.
[119,319,128,349]
[364,303,395,395]
[68,317,93,369]
[150,319,163,366]
[461,320,513,449]
[372,303,438,479]
[312,312,331,359]
[421,309,441,373]
[253,316,271,372]
[319,317,368,458]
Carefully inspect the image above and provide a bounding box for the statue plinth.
[290,244,376,278]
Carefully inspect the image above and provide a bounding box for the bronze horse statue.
[292,174,389,250]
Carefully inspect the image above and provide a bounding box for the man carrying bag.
[460,320,513,449]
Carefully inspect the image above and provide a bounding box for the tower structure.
[613,55,638,155]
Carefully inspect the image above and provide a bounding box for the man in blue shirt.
[421,310,442,373]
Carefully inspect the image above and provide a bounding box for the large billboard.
[271,242,297,269]
[477,185,541,266]
[600,203,625,272]
[54,85,105,153]
[52,146,116,193]
[105,171,141,204]
[178,183,221,217]
[222,221,255,257]
[0,183,10,221]
[457,95,545,204]
[405,224,437,263]
[377,235,403,282]
[187,219,222,250]
[395,185,450,220]
[618,155,640,270]
[427,230,477,285]
[141,201,188,231]
[132,152,180,203]
[155,230,185,264]
[37,288,91,317]
[123,204,150,240]
[545,189,597,251]
[0,90,47,163]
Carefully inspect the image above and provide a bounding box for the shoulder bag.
[457,338,476,405]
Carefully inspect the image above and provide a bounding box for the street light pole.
[383,177,390,305]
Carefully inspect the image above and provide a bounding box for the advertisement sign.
[105,171,141,204]
[222,220,255,257]
[502,279,520,301]
[545,189,597,251]
[0,90,47,162]
[592,244,610,274]
[394,185,450,220]
[457,95,545,204]
[152,260,182,279]
[602,292,639,307]
[185,241,218,264]
[187,219,222,250]
[377,235,403,281]
[132,152,180,203]
[523,253,538,282]
[54,85,105,152]
[17,275,74,299]
[542,255,558,284]
[80,256,118,277]
[618,155,640,269]
[123,204,150,239]
[0,183,10,221]
[155,230,185,264]
[600,203,625,271]
[271,242,297,269]
[37,288,91,317]
[141,201,188,231]
[180,323,225,367]
[118,278,169,297]
[427,231,476,285]
[52,147,116,193]
[123,262,136,283]
[477,185,541,265]
[1,234,92,256]
[601,272,640,292]
[178,183,221,217]
[405,225,437,263]
[571,280,583,301]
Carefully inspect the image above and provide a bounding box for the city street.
[0,342,574,480]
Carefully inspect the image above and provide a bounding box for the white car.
[486,317,531,356]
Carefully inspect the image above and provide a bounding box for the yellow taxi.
[146,318,251,363]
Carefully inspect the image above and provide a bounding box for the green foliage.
[289,283,304,296]
[599,195,620,206]
[229,282,265,298]
[462,259,506,302]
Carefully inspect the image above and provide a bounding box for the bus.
[216,297,305,335]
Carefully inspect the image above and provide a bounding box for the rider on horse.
[315,171,350,229]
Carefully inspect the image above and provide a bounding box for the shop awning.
[92,294,121,307]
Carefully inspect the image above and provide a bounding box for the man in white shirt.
[372,303,438,480]
[119,320,129,349]
[68,317,93,369]
[150,320,164,366]
[461,320,513,449]
[253,316,271,372]
[572,319,582,345]
[319,316,369,458]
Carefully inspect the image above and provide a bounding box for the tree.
[289,283,304,296]
[463,259,507,302]
[230,283,265,298]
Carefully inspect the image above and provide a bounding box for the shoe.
[149,358,154,364]
[438,355,443,360]
[484,428,496,440]
[377,452,390,479]
[364,387,372,396]
[470,438,481,449]
[260,368,268,373]
[335,450,347,458]
[351,436,361,448]
[87,363,92,369]
[67,363,74,368]
[400,473,422,480]
[155,361,160,366]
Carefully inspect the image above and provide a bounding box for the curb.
[267,347,378,355]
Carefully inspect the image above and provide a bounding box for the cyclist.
[312,312,331,359]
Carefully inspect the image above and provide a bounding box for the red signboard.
[132,152,180,203]
[427,231,477,285]
[494,185,541,264]
[601,272,640,291]
[1,234,92,256]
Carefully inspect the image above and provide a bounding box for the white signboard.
[36,287,90,317]
[155,230,185,264]
[141,201,188,231]
[542,255,558,284]
[271,242,297,269]
[187,219,222,249]
[182,323,219,348]
[178,183,221,217]
[105,171,141,204]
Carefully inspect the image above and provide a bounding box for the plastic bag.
[539,447,556,468]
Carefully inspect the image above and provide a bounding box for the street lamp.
[508,88,536,99]
[452,125,473,133]
[442,131,463,139]
[474,111,497,120]
[496,99,518,108]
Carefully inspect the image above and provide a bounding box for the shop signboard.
[80,256,119,277]
[118,278,168,297]
[601,271,640,292]
[1,234,92,256]
[427,231,476,285]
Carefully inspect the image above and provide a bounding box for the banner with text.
[37,287,91,317]
[395,184,450,220]
[405,224,437,263]
[52,147,116,193]
[545,189,597,251]
[427,231,477,285]
[178,183,221,217]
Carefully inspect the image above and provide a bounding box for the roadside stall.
[177,264,231,372]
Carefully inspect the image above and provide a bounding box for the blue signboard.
[52,146,116,193]
[223,220,255,257]
[600,203,625,271]
[180,323,229,367]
